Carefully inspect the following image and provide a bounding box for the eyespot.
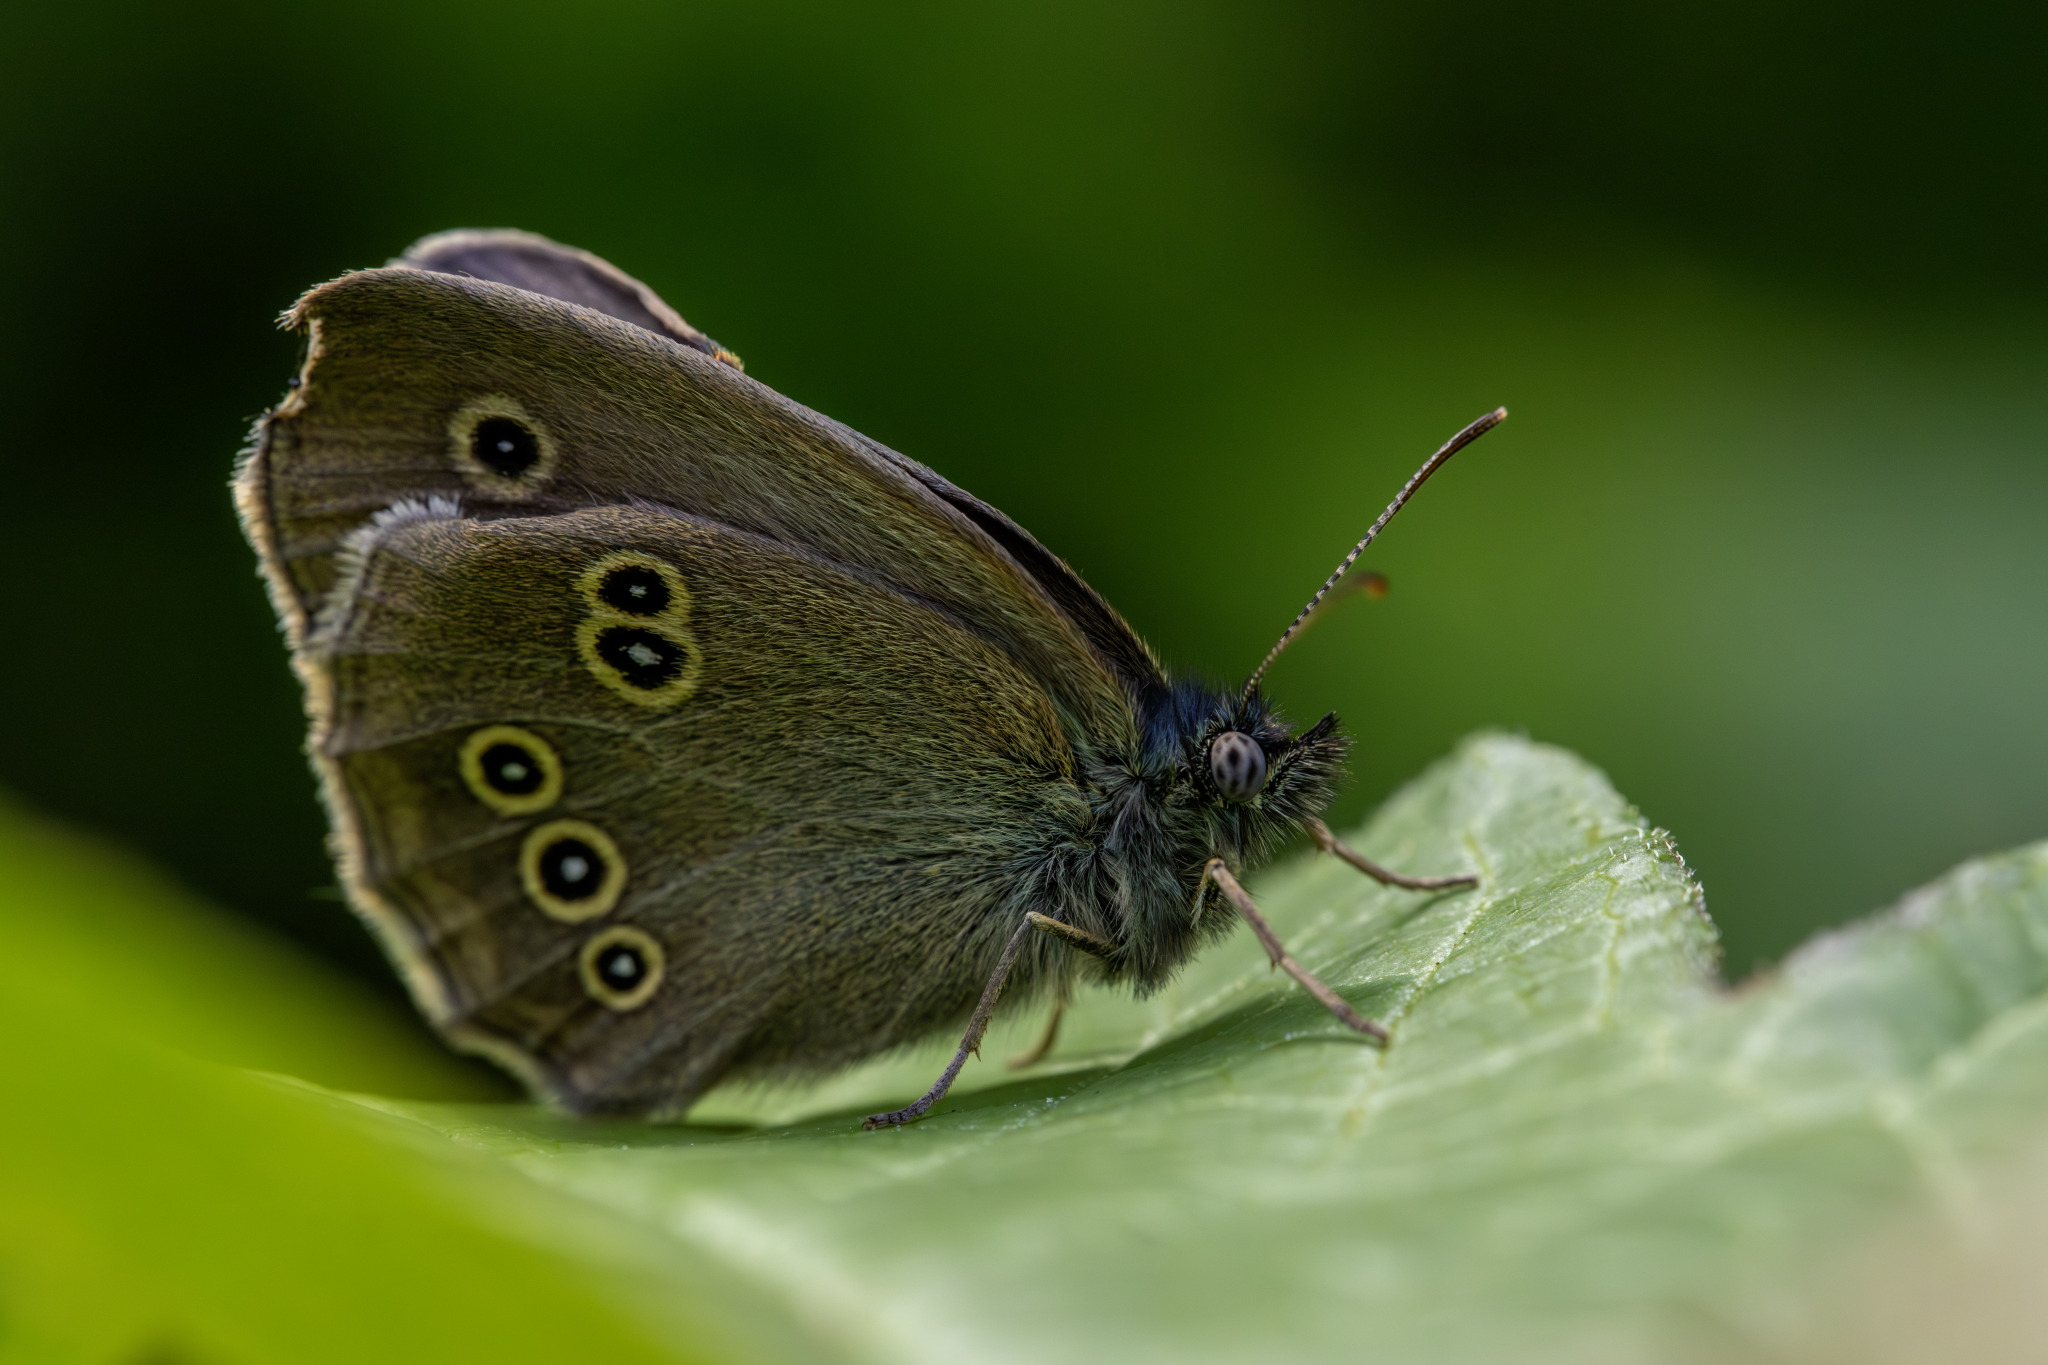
[575,553,698,706]
[1208,731,1268,802]
[579,926,665,1011]
[458,725,562,816]
[597,626,682,686]
[448,396,556,488]
[518,818,626,922]
[473,417,539,475]
[598,564,670,614]
[577,551,689,621]
[575,619,701,707]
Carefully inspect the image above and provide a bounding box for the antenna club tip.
[1492,406,1508,420]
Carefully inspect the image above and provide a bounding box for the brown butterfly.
[236,229,1502,1127]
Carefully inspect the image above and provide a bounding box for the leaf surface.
[387,735,2048,1362]
[6,736,2047,1363]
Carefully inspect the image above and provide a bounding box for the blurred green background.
[1,0,2042,1025]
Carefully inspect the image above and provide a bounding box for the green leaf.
[0,790,503,1099]
[6,735,2047,1362]
[0,792,735,1364]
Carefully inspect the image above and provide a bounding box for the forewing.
[238,259,1156,741]
[307,501,1091,1115]
[392,227,745,366]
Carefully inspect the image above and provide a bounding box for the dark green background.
[2,1,2042,1008]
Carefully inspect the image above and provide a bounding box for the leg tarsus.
[864,915,1035,1130]
[864,910,1108,1129]
[1306,817,1477,891]
[1200,858,1389,1043]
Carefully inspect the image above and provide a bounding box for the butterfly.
[236,229,1502,1128]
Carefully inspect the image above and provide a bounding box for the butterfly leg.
[1001,913,1113,1070]
[1008,980,1069,1070]
[1304,817,1478,891]
[1022,910,1116,958]
[863,912,1113,1130]
[863,915,1034,1130]
[1200,858,1390,1043]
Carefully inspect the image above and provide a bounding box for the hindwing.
[305,501,1091,1113]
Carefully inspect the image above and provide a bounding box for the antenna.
[1241,407,1506,704]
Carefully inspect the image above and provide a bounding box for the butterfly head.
[1146,679,1348,864]
[1176,407,1506,861]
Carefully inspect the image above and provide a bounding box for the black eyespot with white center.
[471,416,540,477]
[1208,730,1269,802]
[594,626,684,690]
[458,725,563,815]
[576,555,699,707]
[538,835,606,901]
[579,926,665,1011]
[449,398,555,487]
[480,743,543,796]
[599,943,646,989]
[597,564,672,616]
[519,819,626,922]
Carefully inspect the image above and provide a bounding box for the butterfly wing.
[392,227,746,365]
[239,237,1160,1113]
[240,250,1161,741]
[302,498,1094,1114]
[387,227,1160,703]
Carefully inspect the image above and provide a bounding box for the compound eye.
[1208,731,1268,802]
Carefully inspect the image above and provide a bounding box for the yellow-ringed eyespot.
[574,617,701,707]
[448,396,556,488]
[580,926,665,1011]
[457,725,563,816]
[517,819,626,922]
[577,550,690,622]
